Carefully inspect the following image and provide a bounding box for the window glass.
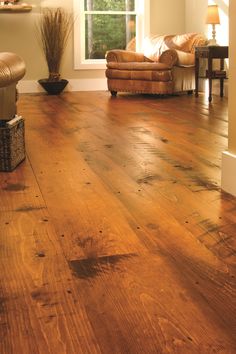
[85,14,136,59]
[74,0,149,69]
[84,0,135,12]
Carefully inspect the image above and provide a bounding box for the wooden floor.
[0,91,235,354]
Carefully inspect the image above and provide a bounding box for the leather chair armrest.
[158,49,178,68]
[106,50,147,63]
[174,50,195,66]
[0,52,25,88]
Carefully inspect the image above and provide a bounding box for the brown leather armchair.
[105,33,207,96]
[0,52,26,121]
[0,52,26,172]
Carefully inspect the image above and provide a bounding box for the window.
[73,0,150,69]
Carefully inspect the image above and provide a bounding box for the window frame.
[73,0,150,70]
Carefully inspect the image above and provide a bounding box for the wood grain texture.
[0,92,235,354]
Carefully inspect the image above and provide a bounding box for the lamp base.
[207,38,218,46]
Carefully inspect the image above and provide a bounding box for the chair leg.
[187,90,193,95]
[110,91,117,97]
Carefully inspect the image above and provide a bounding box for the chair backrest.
[166,33,207,53]
[142,33,207,61]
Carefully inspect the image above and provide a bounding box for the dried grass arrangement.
[37,7,73,82]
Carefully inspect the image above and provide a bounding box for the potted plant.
[36,7,73,95]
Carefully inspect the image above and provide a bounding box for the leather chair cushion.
[106,67,172,81]
[107,61,170,71]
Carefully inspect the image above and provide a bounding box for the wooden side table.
[195,46,228,102]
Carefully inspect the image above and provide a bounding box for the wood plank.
[0,91,234,354]
[49,92,236,264]
[0,167,104,354]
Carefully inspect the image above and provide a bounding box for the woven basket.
[0,116,25,172]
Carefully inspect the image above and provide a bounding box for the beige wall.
[150,0,185,35]
[185,0,208,34]
[221,0,236,196]
[0,11,44,80]
[0,0,186,81]
[228,1,236,153]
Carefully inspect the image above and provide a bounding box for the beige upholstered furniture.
[0,52,25,121]
[105,33,207,96]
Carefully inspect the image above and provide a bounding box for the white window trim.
[73,0,150,70]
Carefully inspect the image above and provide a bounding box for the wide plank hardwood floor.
[0,91,235,354]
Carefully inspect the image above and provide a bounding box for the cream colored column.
[221,0,236,196]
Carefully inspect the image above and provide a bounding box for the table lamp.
[206,4,220,46]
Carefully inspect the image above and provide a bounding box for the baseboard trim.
[18,78,107,94]
[221,151,236,196]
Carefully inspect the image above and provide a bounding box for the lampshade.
[206,5,220,24]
